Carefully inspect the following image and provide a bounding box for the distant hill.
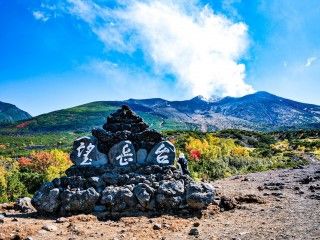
[1,91,320,134]
[0,101,31,124]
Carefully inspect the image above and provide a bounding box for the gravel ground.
[1,162,319,240]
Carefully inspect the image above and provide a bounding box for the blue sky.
[0,0,319,116]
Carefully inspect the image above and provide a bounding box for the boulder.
[186,182,215,209]
[219,196,237,211]
[133,130,163,151]
[91,128,113,142]
[15,197,35,213]
[157,180,184,196]
[156,180,185,208]
[156,194,183,209]
[32,183,60,213]
[147,141,176,166]
[133,183,155,210]
[189,228,200,236]
[60,187,99,214]
[59,176,86,189]
[70,136,108,166]
[100,186,137,212]
[108,141,136,167]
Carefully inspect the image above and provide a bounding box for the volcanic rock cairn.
[32,105,215,216]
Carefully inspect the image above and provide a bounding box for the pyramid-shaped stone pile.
[32,106,215,217]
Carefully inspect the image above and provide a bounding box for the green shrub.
[6,170,29,201]
[19,170,46,194]
[189,158,229,180]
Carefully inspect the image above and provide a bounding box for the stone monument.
[32,105,215,217]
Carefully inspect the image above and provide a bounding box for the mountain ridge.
[1,91,320,133]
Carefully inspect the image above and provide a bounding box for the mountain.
[127,91,320,131]
[0,101,31,124]
[1,91,320,133]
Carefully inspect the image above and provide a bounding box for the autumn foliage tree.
[45,149,72,181]
[184,134,256,180]
[18,149,72,181]
[186,135,250,161]
[0,149,72,203]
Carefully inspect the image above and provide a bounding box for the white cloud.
[61,0,255,97]
[32,10,50,22]
[305,57,317,67]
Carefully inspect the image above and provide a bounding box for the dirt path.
[1,163,320,240]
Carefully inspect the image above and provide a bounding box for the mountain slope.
[128,91,320,131]
[211,92,320,127]
[0,101,31,124]
[2,101,194,133]
[2,92,320,133]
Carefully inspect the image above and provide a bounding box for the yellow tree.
[45,149,72,181]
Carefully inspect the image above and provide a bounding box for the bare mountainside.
[1,161,319,240]
[0,101,31,124]
[2,91,320,133]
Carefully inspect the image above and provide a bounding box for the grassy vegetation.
[0,133,83,158]
[164,129,318,180]
[0,102,188,134]
[0,129,319,203]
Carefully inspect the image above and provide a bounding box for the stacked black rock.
[92,105,163,154]
[32,106,215,217]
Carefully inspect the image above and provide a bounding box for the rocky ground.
[1,162,320,240]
